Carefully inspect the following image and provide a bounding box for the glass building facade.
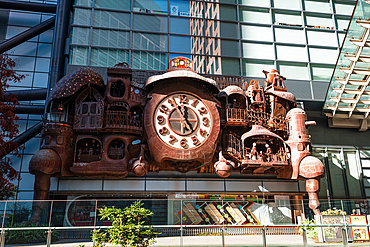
[6,0,370,207]
[70,0,354,101]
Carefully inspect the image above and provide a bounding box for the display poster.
[349,215,370,241]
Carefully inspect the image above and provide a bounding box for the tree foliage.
[92,200,158,247]
[0,53,24,199]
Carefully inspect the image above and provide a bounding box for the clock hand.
[171,97,192,131]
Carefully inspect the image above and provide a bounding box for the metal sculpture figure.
[28,58,324,223]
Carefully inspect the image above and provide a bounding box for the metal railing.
[0,223,368,247]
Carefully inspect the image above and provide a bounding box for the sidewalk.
[4,236,370,247]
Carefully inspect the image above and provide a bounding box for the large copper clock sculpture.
[27,57,325,224]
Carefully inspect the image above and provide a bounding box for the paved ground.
[4,236,370,247]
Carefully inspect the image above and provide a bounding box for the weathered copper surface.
[28,58,325,219]
[47,67,104,104]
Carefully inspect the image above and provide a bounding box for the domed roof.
[218,85,247,98]
[145,70,219,93]
[48,67,104,103]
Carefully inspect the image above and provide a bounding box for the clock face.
[153,93,212,149]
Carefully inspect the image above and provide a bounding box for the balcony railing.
[225,108,287,130]
[105,111,143,132]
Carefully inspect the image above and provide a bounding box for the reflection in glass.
[170,0,203,17]
[71,27,90,45]
[75,0,93,7]
[95,0,130,11]
[327,149,346,198]
[131,51,167,70]
[133,14,168,32]
[205,3,237,21]
[133,0,168,14]
[93,10,130,29]
[133,32,167,51]
[92,29,130,49]
[73,8,92,26]
[207,57,240,76]
[90,48,129,67]
[343,150,362,198]
[70,46,89,65]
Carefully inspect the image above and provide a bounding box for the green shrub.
[92,200,158,247]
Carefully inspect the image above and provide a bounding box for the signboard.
[349,215,370,241]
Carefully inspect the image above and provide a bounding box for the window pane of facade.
[305,14,333,29]
[242,42,274,60]
[273,0,301,10]
[343,149,362,198]
[95,0,130,11]
[170,0,203,18]
[133,32,167,51]
[71,27,90,45]
[222,40,239,57]
[278,62,309,80]
[132,51,167,70]
[73,8,92,26]
[206,38,220,56]
[75,0,93,7]
[239,0,270,7]
[241,25,273,42]
[304,0,331,13]
[92,29,130,49]
[327,149,346,197]
[90,48,129,67]
[274,28,305,44]
[70,46,89,65]
[334,2,354,15]
[276,45,308,62]
[307,31,337,46]
[242,59,274,77]
[133,14,168,32]
[191,55,206,73]
[191,36,205,54]
[336,17,350,31]
[239,7,271,24]
[309,48,338,64]
[133,0,168,14]
[170,35,191,53]
[312,147,329,198]
[207,57,240,75]
[220,22,239,39]
[205,3,237,21]
[170,17,191,35]
[311,64,334,81]
[273,11,302,26]
[93,10,130,30]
